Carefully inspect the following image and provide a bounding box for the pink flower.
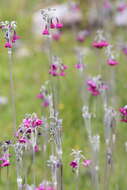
[56,19,63,29]
[35,119,43,126]
[34,144,39,152]
[19,138,27,143]
[12,31,20,43]
[87,80,100,96]
[119,106,127,122]
[83,159,91,167]
[43,100,50,107]
[42,26,49,35]
[0,160,10,167]
[107,59,119,66]
[92,41,109,49]
[70,160,78,168]
[37,93,44,99]
[75,63,85,70]
[50,22,56,29]
[4,42,12,48]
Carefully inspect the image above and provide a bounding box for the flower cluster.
[0,21,20,48]
[87,75,108,96]
[41,8,63,36]
[49,56,68,76]
[70,149,91,171]
[92,30,109,49]
[15,113,43,145]
[119,105,127,122]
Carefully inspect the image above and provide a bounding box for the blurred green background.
[0,0,127,189]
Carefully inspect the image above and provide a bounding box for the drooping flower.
[107,59,119,66]
[49,56,68,77]
[105,45,119,66]
[4,41,12,48]
[92,30,109,49]
[87,75,108,96]
[0,21,20,48]
[70,160,78,168]
[119,105,127,122]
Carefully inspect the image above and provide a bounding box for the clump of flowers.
[119,105,127,122]
[105,45,119,66]
[0,21,20,48]
[70,149,91,172]
[92,30,109,49]
[15,113,43,146]
[87,75,108,96]
[41,8,63,36]
[49,56,68,77]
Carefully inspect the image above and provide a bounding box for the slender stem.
[8,49,17,133]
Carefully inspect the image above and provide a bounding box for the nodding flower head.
[119,105,127,122]
[50,19,56,29]
[41,9,63,36]
[70,160,78,168]
[42,26,49,35]
[49,56,67,77]
[12,31,20,43]
[0,160,10,167]
[107,59,119,66]
[56,19,63,29]
[87,75,108,96]
[4,42,12,48]
[93,41,109,48]
[0,21,19,48]
[93,30,109,49]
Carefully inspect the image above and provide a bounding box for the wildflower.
[105,45,119,66]
[107,59,119,66]
[0,21,20,48]
[42,26,49,35]
[93,41,109,48]
[56,18,63,29]
[50,19,56,29]
[92,30,109,49]
[119,105,127,122]
[4,42,12,48]
[0,160,10,167]
[49,56,68,77]
[41,9,63,36]
[70,160,78,168]
[12,31,20,43]
[87,75,108,96]
[83,159,91,167]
